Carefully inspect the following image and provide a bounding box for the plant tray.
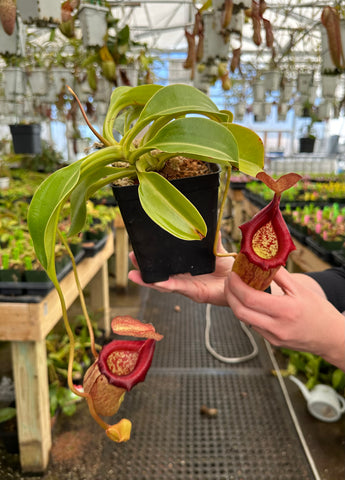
[82,234,109,257]
[243,189,269,208]
[305,236,339,264]
[0,251,85,298]
[287,223,309,245]
[331,250,345,267]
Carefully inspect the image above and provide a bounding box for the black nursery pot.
[112,164,220,283]
[299,136,315,153]
[9,123,42,154]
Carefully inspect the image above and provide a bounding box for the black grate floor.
[104,289,317,480]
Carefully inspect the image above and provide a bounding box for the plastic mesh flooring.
[105,290,316,480]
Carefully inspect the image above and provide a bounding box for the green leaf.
[138,84,228,123]
[0,407,16,424]
[226,123,264,176]
[140,117,238,167]
[27,161,82,273]
[69,165,128,236]
[103,84,163,143]
[138,171,207,240]
[332,368,345,391]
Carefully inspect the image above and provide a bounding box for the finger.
[225,270,291,318]
[129,251,139,269]
[128,269,180,293]
[215,231,229,255]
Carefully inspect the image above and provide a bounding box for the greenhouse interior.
[0,1,344,479]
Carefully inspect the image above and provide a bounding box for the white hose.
[205,303,259,363]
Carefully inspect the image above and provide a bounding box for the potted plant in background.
[27,83,264,440]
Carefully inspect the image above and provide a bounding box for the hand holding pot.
[128,234,234,306]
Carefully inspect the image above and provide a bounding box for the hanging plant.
[245,0,274,49]
[321,6,345,73]
[0,0,16,35]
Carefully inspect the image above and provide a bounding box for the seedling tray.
[0,251,85,298]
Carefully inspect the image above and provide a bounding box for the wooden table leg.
[11,340,51,473]
[89,262,111,336]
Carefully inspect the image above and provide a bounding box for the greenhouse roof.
[109,0,331,63]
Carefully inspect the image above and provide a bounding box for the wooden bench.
[0,233,114,472]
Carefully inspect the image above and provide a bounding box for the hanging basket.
[78,3,108,48]
[9,123,42,155]
[16,0,61,25]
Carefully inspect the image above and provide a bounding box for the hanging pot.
[202,11,229,61]
[26,68,49,96]
[78,3,108,48]
[16,0,61,25]
[252,80,265,101]
[234,102,246,121]
[277,102,289,121]
[93,77,113,101]
[3,67,26,98]
[252,102,266,121]
[280,80,294,102]
[321,75,339,99]
[318,100,333,120]
[48,67,74,100]
[293,103,303,117]
[264,70,281,92]
[229,10,244,35]
[297,72,313,95]
[112,164,220,283]
[9,123,42,154]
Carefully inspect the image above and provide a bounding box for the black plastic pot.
[9,123,42,154]
[112,164,220,283]
[299,137,315,153]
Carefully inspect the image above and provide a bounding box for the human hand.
[224,267,345,370]
[128,234,235,306]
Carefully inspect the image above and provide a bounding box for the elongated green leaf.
[103,86,131,142]
[69,166,133,236]
[138,117,238,167]
[138,84,228,123]
[103,85,163,143]
[138,171,207,240]
[27,161,82,272]
[226,123,264,176]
